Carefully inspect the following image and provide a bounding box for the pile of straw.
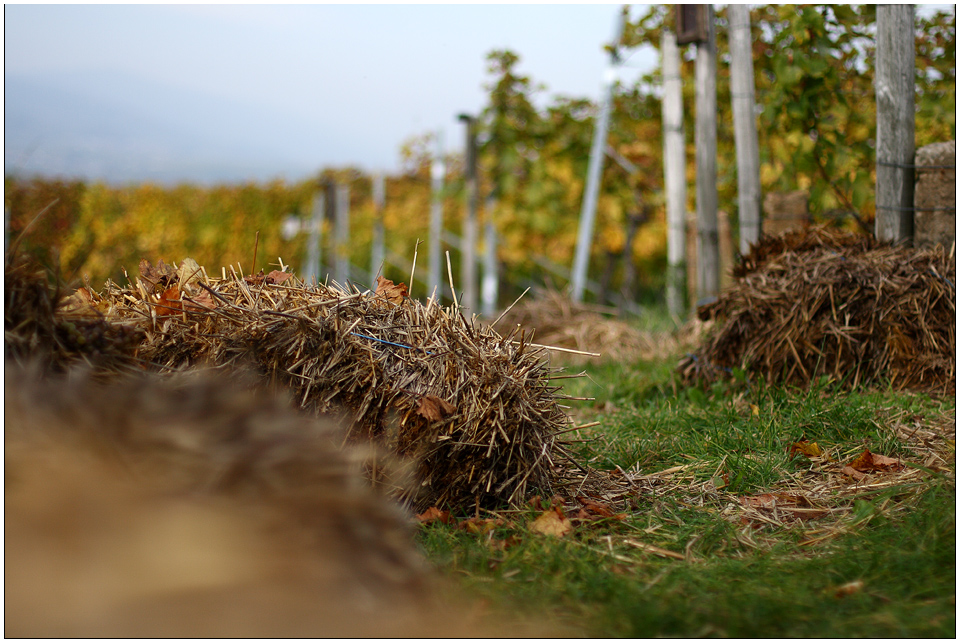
[493,289,680,363]
[681,227,956,395]
[10,255,582,511]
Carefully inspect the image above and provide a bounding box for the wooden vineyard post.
[370,173,385,288]
[429,131,445,302]
[305,191,324,286]
[694,4,720,305]
[458,113,478,312]
[875,4,916,244]
[334,183,350,286]
[481,193,498,317]
[728,3,762,255]
[661,27,687,318]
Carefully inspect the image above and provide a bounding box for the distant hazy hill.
[5,70,321,185]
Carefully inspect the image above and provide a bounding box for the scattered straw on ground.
[492,288,685,363]
[681,226,956,396]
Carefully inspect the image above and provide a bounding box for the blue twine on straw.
[929,268,954,290]
[350,332,434,355]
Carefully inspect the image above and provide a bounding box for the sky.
[5,3,660,184]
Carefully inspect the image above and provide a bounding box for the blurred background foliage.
[5,5,954,309]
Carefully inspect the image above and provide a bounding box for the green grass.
[415,356,956,637]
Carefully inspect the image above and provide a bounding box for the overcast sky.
[5,3,659,184]
[5,3,953,185]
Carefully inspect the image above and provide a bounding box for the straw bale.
[493,288,681,363]
[4,251,142,372]
[5,364,552,638]
[65,261,577,512]
[682,226,956,395]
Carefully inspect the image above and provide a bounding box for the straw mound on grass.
[493,289,681,363]
[8,255,582,512]
[681,226,956,395]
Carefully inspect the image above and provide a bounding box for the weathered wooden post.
[661,26,687,318]
[305,191,324,285]
[334,183,350,285]
[458,113,478,312]
[481,193,498,316]
[694,4,720,304]
[571,10,625,303]
[728,3,762,255]
[429,131,445,302]
[370,173,385,287]
[875,4,916,244]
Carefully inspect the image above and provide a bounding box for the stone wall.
[914,140,956,249]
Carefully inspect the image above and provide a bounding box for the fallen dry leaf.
[265,270,292,285]
[182,289,218,313]
[529,507,573,537]
[847,449,904,474]
[489,535,522,551]
[139,258,177,292]
[790,439,823,458]
[573,497,627,522]
[176,257,203,288]
[58,287,97,314]
[415,507,452,525]
[457,517,505,535]
[155,286,182,318]
[375,275,409,305]
[416,395,456,422]
[841,465,868,481]
[834,580,864,598]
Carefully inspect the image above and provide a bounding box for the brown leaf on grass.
[790,439,823,458]
[244,270,266,285]
[415,506,452,525]
[574,497,627,522]
[457,517,505,535]
[834,580,864,598]
[489,535,522,551]
[847,449,904,473]
[155,286,182,318]
[529,507,573,537]
[416,395,457,422]
[375,275,408,305]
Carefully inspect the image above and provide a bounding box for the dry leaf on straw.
[847,449,904,474]
[265,270,292,285]
[416,395,456,422]
[155,286,182,318]
[139,258,177,292]
[530,507,573,537]
[375,276,408,305]
[176,257,203,289]
[183,288,218,313]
